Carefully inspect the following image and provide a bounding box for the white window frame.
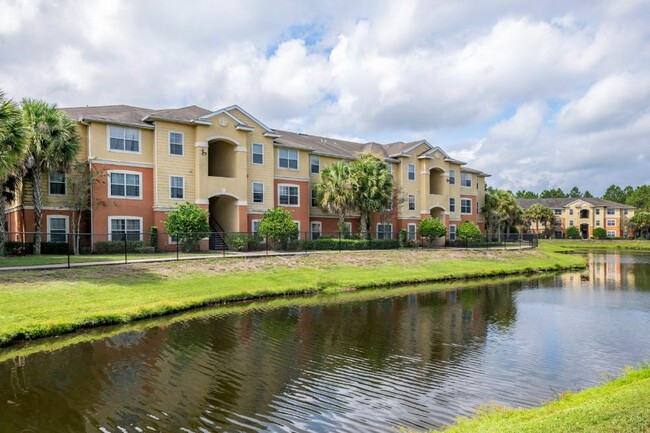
[376,223,393,239]
[48,171,66,196]
[47,215,69,243]
[554,209,562,215]
[448,169,456,185]
[460,172,472,187]
[107,125,141,154]
[345,222,353,234]
[251,219,261,234]
[252,143,264,165]
[108,170,142,200]
[569,220,574,226]
[476,201,480,215]
[569,209,574,215]
[278,183,300,207]
[169,131,184,156]
[310,221,322,240]
[449,224,457,241]
[252,182,264,204]
[407,223,417,241]
[108,216,143,241]
[624,209,629,215]
[407,164,415,181]
[311,187,318,207]
[310,155,320,174]
[460,198,472,215]
[169,175,184,200]
[607,208,616,215]
[449,197,456,213]
[408,194,416,211]
[278,148,299,170]
[607,219,616,227]
[596,220,601,226]
[607,230,616,238]
[595,209,601,215]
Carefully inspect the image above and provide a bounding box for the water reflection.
[1,252,650,433]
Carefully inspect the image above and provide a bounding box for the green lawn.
[422,365,650,433]
[540,239,650,252]
[0,252,212,267]
[0,248,585,347]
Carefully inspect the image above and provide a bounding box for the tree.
[22,100,80,254]
[583,190,593,198]
[418,216,446,244]
[61,161,105,254]
[164,202,210,252]
[481,188,501,240]
[492,189,523,238]
[523,203,549,233]
[457,221,483,243]
[316,162,354,233]
[258,207,298,249]
[602,184,632,203]
[626,185,650,211]
[515,190,539,199]
[0,91,26,256]
[629,211,650,239]
[592,227,607,240]
[566,226,581,239]
[540,188,567,198]
[349,152,393,237]
[568,186,581,198]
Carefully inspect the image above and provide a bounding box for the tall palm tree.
[493,189,523,239]
[22,99,80,254]
[316,161,354,233]
[349,152,393,237]
[524,203,549,234]
[0,91,26,256]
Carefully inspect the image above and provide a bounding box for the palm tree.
[481,188,500,241]
[0,91,26,256]
[493,189,523,239]
[22,99,80,254]
[316,161,354,234]
[524,203,550,234]
[349,152,393,237]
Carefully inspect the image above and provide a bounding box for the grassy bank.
[0,248,585,347]
[540,239,650,252]
[423,365,650,433]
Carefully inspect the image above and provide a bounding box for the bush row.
[94,241,155,254]
[4,241,69,256]
[298,237,400,250]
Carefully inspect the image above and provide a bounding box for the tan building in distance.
[5,104,489,249]
[519,198,635,239]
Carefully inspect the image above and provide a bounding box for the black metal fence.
[0,231,538,269]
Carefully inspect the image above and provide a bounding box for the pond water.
[1,252,650,433]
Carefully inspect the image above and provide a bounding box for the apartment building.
[519,198,635,239]
[4,104,489,248]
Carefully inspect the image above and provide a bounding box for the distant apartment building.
[4,104,489,249]
[519,198,635,239]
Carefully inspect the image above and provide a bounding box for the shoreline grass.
[420,365,650,433]
[540,239,650,252]
[0,249,585,348]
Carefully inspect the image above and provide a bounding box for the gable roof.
[518,198,634,209]
[61,105,157,128]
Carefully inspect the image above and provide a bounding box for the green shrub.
[457,221,483,243]
[94,240,146,254]
[566,226,581,239]
[592,227,607,240]
[4,241,34,256]
[418,217,446,242]
[398,229,407,248]
[299,237,399,250]
[259,208,299,249]
[164,202,210,253]
[41,242,69,255]
[149,226,159,251]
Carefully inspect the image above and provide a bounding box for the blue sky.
[1,0,649,195]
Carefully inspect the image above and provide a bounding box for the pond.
[1,252,650,432]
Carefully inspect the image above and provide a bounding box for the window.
[624,209,629,215]
[47,216,67,243]
[292,220,301,240]
[554,209,562,215]
[251,219,261,234]
[569,209,574,215]
[109,126,140,152]
[448,169,456,185]
[311,187,318,207]
[460,198,472,214]
[408,194,416,211]
[461,172,472,187]
[252,182,264,203]
[449,197,456,213]
[407,223,417,241]
[109,217,141,241]
[377,223,392,239]
[278,184,299,206]
[595,209,601,215]
[311,222,322,240]
[596,220,601,226]
[569,220,574,226]
[109,172,141,198]
[476,201,480,215]
[49,171,66,195]
[408,164,415,181]
[169,132,183,156]
[345,222,352,235]
[279,148,298,169]
[449,224,456,241]
[607,208,615,215]
[170,176,184,199]
[252,143,264,164]
[607,230,616,238]
[310,155,320,174]
[607,219,616,226]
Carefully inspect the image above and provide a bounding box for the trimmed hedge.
[94,240,146,254]
[3,241,68,255]
[299,237,399,250]
[41,242,69,255]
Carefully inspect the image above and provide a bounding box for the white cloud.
[0,0,41,34]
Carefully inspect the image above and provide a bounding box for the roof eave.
[81,116,154,130]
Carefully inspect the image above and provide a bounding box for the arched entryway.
[208,138,237,178]
[208,194,239,250]
[429,168,445,195]
[430,206,446,221]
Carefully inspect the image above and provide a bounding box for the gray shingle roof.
[61,105,156,128]
[518,198,634,209]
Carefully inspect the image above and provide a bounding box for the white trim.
[407,223,417,240]
[607,219,616,226]
[46,215,69,242]
[205,135,240,146]
[48,171,66,196]
[108,216,144,241]
[293,220,301,232]
[251,219,262,234]
[107,124,142,155]
[195,199,209,205]
[376,222,393,238]
[310,221,322,239]
[460,198,472,215]
[277,147,299,171]
[310,155,320,174]
[236,200,248,206]
[273,175,310,182]
[169,175,185,200]
[449,224,457,241]
[345,222,353,234]
[89,158,154,168]
[407,163,416,181]
[168,131,184,157]
[194,141,209,148]
[278,183,300,207]
[107,170,143,200]
[251,143,264,165]
[234,146,247,152]
[153,123,158,207]
[252,181,264,204]
[460,172,473,188]
[408,194,416,211]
